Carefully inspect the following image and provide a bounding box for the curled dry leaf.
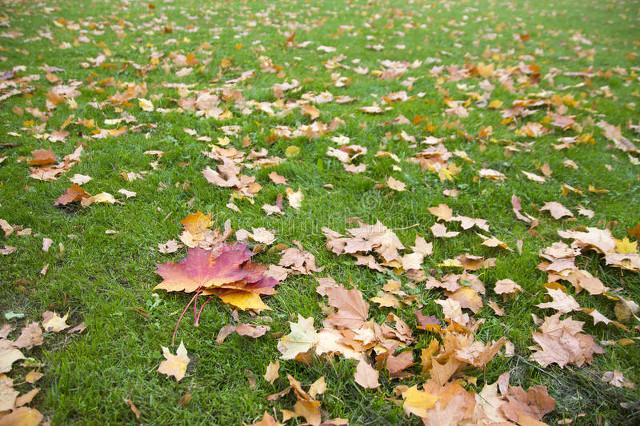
[41,311,69,332]
[67,322,86,334]
[16,388,40,407]
[118,189,136,198]
[455,337,506,368]
[287,374,322,426]
[285,187,304,209]
[235,323,270,338]
[323,220,405,267]
[251,412,280,426]
[0,375,18,411]
[511,195,536,224]
[55,184,90,206]
[124,398,141,419]
[386,176,406,192]
[540,201,573,220]
[277,244,320,275]
[602,370,635,389]
[13,322,43,349]
[264,360,280,384]
[215,324,238,345]
[81,192,118,207]
[522,170,546,183]
[479,168,506,181]
[0,347,25,374]
[29,149,57,166]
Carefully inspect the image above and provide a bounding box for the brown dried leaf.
[354,359,380,389]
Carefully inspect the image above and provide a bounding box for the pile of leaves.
[1,313,84,424]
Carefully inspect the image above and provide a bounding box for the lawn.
[1,0,639,424]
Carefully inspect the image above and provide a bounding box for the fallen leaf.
[264,360,280,384]
[251,412,280,426]
[25,370,43,384]
[403,385,438,418]
[531,314,603,367]
[540,202,573,220]
[325,286,369,329]
[0,375,18,411]
[155,245,278,313]
[431,223,459,239]
[235,323,269,338]
[0,407,43,426]
[15,388,39,407]
[29,149,56,166]
[286,188,304,209]
[536,288,580,313]
[354,359,380,389]
[124,398,141,419]
[429,204,453,222]
[387,176,406,191]
[158,341,190,382]
[218,292,270,311]
[602,370,635,389]
[158,240,181,254]
[494,279,523,295]
[41,311,69,332]
[268,172,287,185]
[278,315,318,360]
[308,376,326,398]
[81,192,117,207]
[55,184,90,206]
[216,325,237,344]
[501,384,556,423]
[13,322,43,349]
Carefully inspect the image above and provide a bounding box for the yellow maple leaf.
[180,211,212,235]
[218,292,270,311]
[403,385,439,417]
[437,258,463,268]
[615,237,638,254]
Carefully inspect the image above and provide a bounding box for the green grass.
[1,0,639,424]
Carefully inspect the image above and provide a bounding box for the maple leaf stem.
[193,296,212,327]
[193,291,198,318]
[172,289,202,345]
